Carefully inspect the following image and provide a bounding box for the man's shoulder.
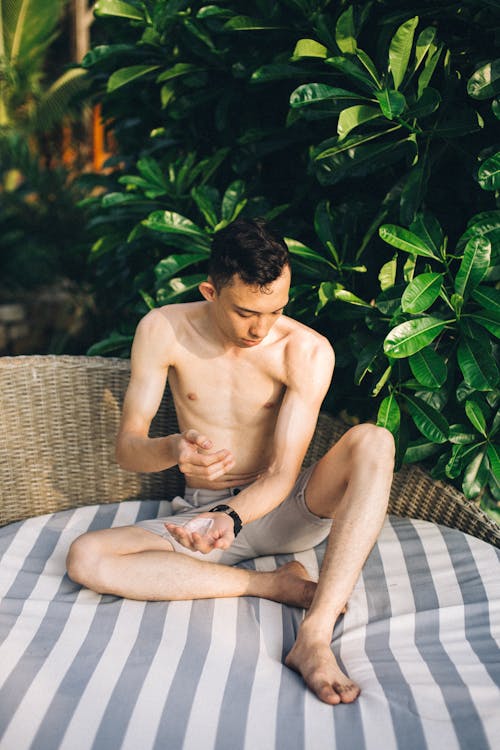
[282,316,334,361]
[136,302,205,338]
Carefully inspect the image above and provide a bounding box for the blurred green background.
[0,0,498,519]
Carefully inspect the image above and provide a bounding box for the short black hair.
[209,217,290,291]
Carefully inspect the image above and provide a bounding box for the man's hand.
[165,512,235,554]
[176,430,235,481]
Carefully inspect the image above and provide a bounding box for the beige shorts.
[135,463,332,565]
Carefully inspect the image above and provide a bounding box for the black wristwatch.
[209,504,243,537]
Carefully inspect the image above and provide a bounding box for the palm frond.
[2,0,66,63]
[33,67,89,132]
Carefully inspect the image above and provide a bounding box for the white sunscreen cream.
[183,517,214,534]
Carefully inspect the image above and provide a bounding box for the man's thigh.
[240,464,332,558]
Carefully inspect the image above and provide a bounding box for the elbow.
[115,436,133,471]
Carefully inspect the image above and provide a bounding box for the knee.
[66,533,106,591]
[346,423,395,470]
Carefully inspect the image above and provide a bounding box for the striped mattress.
[0,499,499,750]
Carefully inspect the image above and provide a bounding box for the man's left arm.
[228,336,335,525]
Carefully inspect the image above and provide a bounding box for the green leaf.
[335,6,357,53]
[107,65,160,92]
[314,202,340,263]
[94,0,145,20]
[355,50,382,89]
[409,348,447,388]
[455,236,491,298]
[468,309,500,338]
[144,211,207,239]
[354,340,381,385]
[329,287,372,308]
[315,138,416,184]
[155,253,208,283]
[372,365,393,397]
[87,333,133,356]
[286,238,335,268]
[389,16,419,90]
[224,15,282,30]
[414,27,437,70]
[157,63,203,83]
[325,57,377,94]
[449,424,478,444]
[401,272,443,313]
[462,447,489,499]
[467,60,500,100]
[465,400,487,436]
[379,225,439,259]
[487,443,500,483]
[471,286,500,314]
[478,152,500,191]
[337,105,382,140]
[221,180,247,222]
[376,90,407,119]
[417,44,443,98]
[404,393,449,443]
[157,274,206,304]
[292,39,328,59]
[410,212,443,256]
[378,255,397,291]
[376,285,405,315]
[457,338,499,391]
[403,438,441,463]
[289,84,365,109]
[384,316,448,358]
[377,393,400,434]
[400,164,429,227]
[191,186,220,228]
[405,87,441,118]
[446,444,473,479]
[136,157,167,189]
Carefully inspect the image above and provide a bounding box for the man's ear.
[199,279,217,302]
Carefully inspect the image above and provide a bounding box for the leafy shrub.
[82,0,499,515]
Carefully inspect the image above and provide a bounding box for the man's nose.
[249,318,269,339]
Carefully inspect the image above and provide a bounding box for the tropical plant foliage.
[0,0,90,289]
[82,0,499,516]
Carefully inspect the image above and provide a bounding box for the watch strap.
[208,504,243,537]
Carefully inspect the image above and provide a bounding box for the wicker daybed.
[0,355,499,750]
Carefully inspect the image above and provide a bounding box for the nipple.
[187,392,198,401]
[264,402,275,409]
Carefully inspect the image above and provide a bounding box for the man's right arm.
[115,310,180,472]
[115,309,234,477]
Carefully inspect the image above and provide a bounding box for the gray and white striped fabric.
[0,501,499,750]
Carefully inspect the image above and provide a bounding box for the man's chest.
[168,350,285,426]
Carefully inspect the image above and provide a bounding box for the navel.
[187,392,198,401]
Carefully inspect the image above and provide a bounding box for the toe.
[316,682,341,705]
[333,681,361,703]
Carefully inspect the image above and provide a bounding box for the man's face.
[201,266,291,348]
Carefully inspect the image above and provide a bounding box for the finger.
[183,430,213,450]
[165,523,194,548]
[179,453,235,478]
[190,532,216,554]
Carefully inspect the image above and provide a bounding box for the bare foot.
[268,561,317,608]
[285,636,360,705]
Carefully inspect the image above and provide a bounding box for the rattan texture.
[1,355,499,547]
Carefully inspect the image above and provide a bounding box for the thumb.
[184,429,212,450]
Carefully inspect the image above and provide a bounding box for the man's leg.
[285,423,395,705]
[66,526,316,607]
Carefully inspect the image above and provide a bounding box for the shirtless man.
[67,217,395,705]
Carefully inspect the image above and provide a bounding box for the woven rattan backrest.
[1,355,499,546]
[0,355,183,526]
